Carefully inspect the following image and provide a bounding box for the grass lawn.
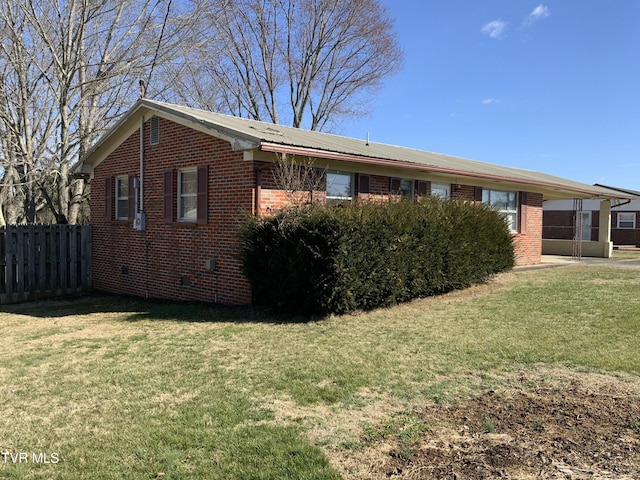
[1,265,639,479]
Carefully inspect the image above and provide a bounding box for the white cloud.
[481,20,508,39]
[482,98,501,105]
[523,4,550,27]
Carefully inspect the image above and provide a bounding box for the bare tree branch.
[179,0,402,131]
[0,0,192,224]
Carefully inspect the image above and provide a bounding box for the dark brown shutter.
[105,176,113,220]
[390,177,401,193]
[163,170,174,223]
[519,192,528,234]
[417,181,429,196]
[196,165,208,224]
[358,174,370,194]
[474,186,483,202]
[128,175,136,221]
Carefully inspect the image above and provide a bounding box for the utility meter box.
[205,258,216,272]
[133,212,146,231]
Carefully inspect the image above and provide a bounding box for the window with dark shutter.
[390,178,413,197]
[105,177,113,220]
[196,165,208,224]
[163,170,174,223]
[128,175,136,221]
[358,174,370,194]
[474,186,483,202]
[417,181,429,196]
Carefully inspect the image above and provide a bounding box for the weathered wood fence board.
[0,225,91,305]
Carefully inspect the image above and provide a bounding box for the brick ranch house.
[78,99,631,305]
[544,184,640,251]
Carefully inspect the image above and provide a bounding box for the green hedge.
[241,198,514,315]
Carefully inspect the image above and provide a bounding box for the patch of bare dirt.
[333,371,640,479]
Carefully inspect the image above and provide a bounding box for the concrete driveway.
[535,255,640,269]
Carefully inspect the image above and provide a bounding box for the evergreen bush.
[241,197,514,315]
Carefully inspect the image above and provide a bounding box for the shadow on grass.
[2,291,324,324]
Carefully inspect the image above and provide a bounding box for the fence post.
[5,226,15,302]
[82,225,92,290]
[16,226,25,301]
[0,224,92,304]
[28,225,37,296]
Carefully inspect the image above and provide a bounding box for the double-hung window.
[326,171,353,203]
[178,168,198,221]
[483,189,518,232]
[617,212,636,229]
[115,176,129,220]
[431,182,451,199]
[390,178,413,198]
[164,166,208,224]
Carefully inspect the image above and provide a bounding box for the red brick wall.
[512,193,543,266]
[449,186,542,266]
[543,210,575,240]
[91,117,254,305]
[92,118,545,305]
[543,209,640,246]
[257,175,542,267]
[611,211,640,246]
[542,210,599,241]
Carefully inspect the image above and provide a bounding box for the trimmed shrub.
[241,198,514,315]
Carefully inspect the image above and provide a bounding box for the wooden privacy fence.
[0,225,91,304]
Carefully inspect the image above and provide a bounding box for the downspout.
[133,116,146,230]
[612,199,631,208]
[255,166,263,216]
[139,115,149,299]
[139,116,144,213]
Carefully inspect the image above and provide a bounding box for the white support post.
[599,199,612,257]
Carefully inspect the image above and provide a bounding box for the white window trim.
[483,189,518,233]
[617,212,636,229]
[115,176,129,220]
[399,178,413,198]
[326,171,353,202]
[431,182,451,199]
[178,168,197,222]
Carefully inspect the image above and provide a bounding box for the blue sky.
[342,1,640,190]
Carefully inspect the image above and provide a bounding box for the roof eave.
[259,142,633,200]
[140,99,261,151]
[79,99,262,176]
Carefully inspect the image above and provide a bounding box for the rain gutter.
[259,142,627,199]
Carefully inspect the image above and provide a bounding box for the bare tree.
[0,1,57,225]
[180,0,403,131]
[272,153,327,207]
[0,0,191,224]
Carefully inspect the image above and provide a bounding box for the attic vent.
[150,116,160,145]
